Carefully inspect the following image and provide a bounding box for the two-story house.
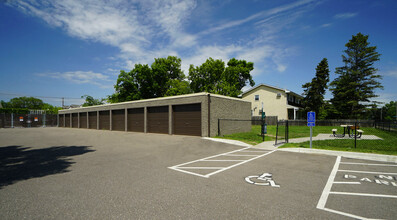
[241,83,303,120]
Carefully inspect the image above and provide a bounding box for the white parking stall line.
[169,148,276,178]
[329,192,397,198]
[333,181,361,185]
[318,156,397,219]
[322,208,369,220]
[338,170,397,175]
[317,156,341,209]
[340,162,397,167]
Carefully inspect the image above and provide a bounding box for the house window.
[255,95,259,101]
[288,94,293,102]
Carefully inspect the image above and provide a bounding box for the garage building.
[58,92,251,137]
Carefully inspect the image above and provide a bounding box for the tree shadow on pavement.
[0,145,95,189]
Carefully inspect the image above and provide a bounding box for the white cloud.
[334,12,358,19]
[321,23,332,28]
[37,71,113,89]
[382,68,397,78]
[200,0,316,36]
[8,0,322,79]
[370,93,397,105]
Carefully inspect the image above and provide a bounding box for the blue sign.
[307,112,315,127]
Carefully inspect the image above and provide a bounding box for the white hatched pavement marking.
[168,147,276,178]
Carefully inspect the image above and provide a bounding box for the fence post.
[354,122,357,148]
[286,120,289,143]
[11,113,14,128]
[218,119,220,136]
[43,113,46,128]
[275,121,279,145]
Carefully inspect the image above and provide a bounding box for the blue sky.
[1,0,396,107]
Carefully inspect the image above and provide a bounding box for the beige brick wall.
[59,93,251,137]
[210,95,251,136]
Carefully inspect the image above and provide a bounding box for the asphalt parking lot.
[0,128,396,219]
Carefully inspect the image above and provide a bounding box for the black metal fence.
[374,121,397,132]
[218,117,396,153]
[0,113,58,128]
[275,120,289,145]
[251,116,278,125]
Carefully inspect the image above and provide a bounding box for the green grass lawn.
[217,125,397,155]
[281,127,397,155]
[215,125,275,145]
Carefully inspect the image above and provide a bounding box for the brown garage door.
[147,106,168,134]
[173,103,201,136]
[127,108,144,132]
[99,110,110,130]
[59,114,64,127]
[72,113,78,128]
[88,112,97,129]
[65,114,71,127]
[79,112,87,128]
[112,109,125,131]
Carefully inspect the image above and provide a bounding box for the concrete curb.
[278,147,397,163]
[202,137,253,147]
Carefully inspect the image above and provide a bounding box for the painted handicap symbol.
[245,173,280,187]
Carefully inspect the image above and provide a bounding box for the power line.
[0,92,84,100]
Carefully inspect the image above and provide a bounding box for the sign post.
[261,110,266,141]
[307,112,316,149]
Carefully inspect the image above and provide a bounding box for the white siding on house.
[242,85,288,119]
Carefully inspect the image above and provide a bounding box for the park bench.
[357,129,363,138]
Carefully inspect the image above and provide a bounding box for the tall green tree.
[6,96,44,109]
[188,57,255,97]
[330,33,382,119]
[0,97,61,113]
[189,57,225,93]
[109,56,190,103]
[302,58,330,117]
[382,101,397,121]
[151,56,186,97]
[81,95,105,107]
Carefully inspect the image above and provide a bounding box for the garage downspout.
[208,94,211,137]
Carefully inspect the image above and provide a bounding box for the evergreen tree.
[302,58,330,116]
[330,33,382,119]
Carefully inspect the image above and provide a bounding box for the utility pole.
[62,97,64,108]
